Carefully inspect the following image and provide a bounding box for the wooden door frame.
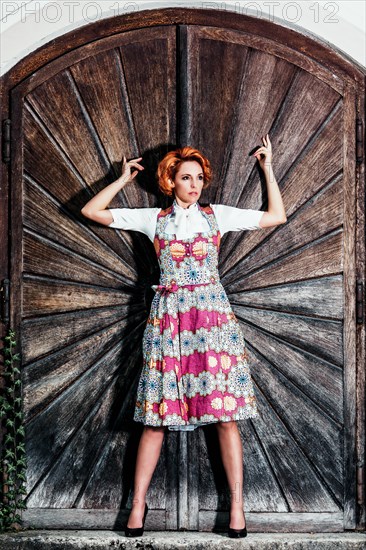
[0,7,365,531]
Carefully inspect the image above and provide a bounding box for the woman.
[81,134,286,538]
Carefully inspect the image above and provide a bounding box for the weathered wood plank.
[21,306,144,363]
[249,345,343,503]
[186,28,250,199]
[236,306,343,367]
[215,46,296,205]
[22,318,145,418]
[9,86,25,334]
[22,508,167,530]
[25,66,160,272]
[23,107,152,274]
[228,276,343,319]
[21,509,343,532]
[222,175,343,285]
[69,48,140,183]
[75,397,138,509]
[239,421,288,512]
[177,432,189,529]
[187,428,200,529]
[341,85,358,529]
[165,432,179,529]
[355,83,366,530]
[22,278,136,316]
[23,231,135,289]
[199,511,344,532]
[237,319,343,422]
[26,72,110,185]
[227,231,343,292]
[25,338,142,491]
[236,65,340,209]
[23,173,141,280]
[249,382,340,512]
[77,398,168,512]
[26,367,168,510]
[26,379,126,507]
[220,97,343,273]
[183,23,348,91]
[119,28,176,200]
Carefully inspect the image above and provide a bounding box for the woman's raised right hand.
[120,155,144,184]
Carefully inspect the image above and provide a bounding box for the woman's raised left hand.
[253,133,273,168]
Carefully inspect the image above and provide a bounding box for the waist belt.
[152,277,218,294]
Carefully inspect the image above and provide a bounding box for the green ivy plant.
[0,328,27,531]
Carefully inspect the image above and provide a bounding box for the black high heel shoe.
[228,525,247,538]
[125,502,148,537]
[228,510,247,538]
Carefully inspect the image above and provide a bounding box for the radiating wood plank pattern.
[4,9,362,532]
[222,173,344,284]
[182,24,356,531]
[22,317,146,419]
[238,320,343,424]
[220,105,344,275]
[228,276,344,318]
[16,26,176,522]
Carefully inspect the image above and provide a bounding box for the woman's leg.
[216,421,246,529]
[127,425,166,528]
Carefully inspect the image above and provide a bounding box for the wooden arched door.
[1,8,365,532]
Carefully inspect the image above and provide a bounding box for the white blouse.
[108,198,264,241]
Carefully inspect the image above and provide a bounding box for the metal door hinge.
[2,119,11,163]
[356,119,364,164]
[356,281,364,324]
[0,278,10,324]
[357,465,364,507]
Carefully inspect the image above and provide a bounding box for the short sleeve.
[108,207,161,242]
[211,204,264,236]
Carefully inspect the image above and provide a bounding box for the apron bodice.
[152,203,222,292]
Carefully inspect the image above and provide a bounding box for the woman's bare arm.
[253,135,287,229]
[80,156,144,226]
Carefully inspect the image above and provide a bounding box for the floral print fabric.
[133,202,258,430]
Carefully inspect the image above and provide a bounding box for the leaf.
[16,473,26,481]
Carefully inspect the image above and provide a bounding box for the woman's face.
[171,160,204,208]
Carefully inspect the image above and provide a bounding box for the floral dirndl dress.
[133,202,258,430]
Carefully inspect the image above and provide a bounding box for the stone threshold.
[0,530,366,549]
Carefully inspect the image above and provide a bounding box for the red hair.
[157,146,212,196]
